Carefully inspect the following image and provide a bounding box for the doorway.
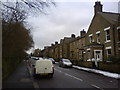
[94,50,102,61]
[94,50,102,68]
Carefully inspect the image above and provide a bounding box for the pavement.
[2,61,34,89]
[2,61,120,89]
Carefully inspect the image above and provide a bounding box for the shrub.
[107,55,120,63]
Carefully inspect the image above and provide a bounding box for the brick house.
[40,1,120,67]
[84,1,120,67]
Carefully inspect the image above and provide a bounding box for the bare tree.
[2,0,55,22]
[2,0,55,80]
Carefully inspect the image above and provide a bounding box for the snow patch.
[73,65,120,79]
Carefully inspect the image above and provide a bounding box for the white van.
[32,59,54,78]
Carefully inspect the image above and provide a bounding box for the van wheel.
[33,68,36,79]
[49,74,53,78]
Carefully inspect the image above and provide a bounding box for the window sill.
[117,41,120,43]
[105,40,111,43]
[87,59,91,61]
[97,42,100,44]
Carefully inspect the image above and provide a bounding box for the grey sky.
[26,1,119,51]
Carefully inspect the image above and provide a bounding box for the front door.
[94,50,102,61]
[94,50,102,67]
[96,53,100,61]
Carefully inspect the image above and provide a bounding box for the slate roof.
[60,37,77,44]
[98,12,120,24]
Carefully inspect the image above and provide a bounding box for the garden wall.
[71,60,120,74]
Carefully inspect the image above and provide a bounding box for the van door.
[35,60,53,74]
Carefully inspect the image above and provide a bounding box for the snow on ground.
[73,65,120,79]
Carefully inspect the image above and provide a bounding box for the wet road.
[2,61,120,89]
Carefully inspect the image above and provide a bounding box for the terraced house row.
[40,1,120,70]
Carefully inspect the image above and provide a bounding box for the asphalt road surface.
[2,61,120,90]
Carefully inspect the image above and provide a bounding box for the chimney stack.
[51,44,54,46]
[80,29,86,37]
[71,34,75,38]
[94,1,103,15]
[55,41,58,44]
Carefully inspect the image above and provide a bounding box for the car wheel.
[62,64,65,68]
[59,64,61,67]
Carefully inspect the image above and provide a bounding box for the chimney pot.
[55,41,58,44]
[94,1,103,15]
[80,29,86,37]
[71,34,75,38]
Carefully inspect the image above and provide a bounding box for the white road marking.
[55,67,83,82]
[54,68,62,72]
[55,67,103,89]
[91,84,104,90]
[65,73,83,82]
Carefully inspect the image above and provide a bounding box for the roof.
[60,37,77,44]
[98,12,120,24]
[86,11,120,35]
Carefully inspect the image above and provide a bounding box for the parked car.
[49,58,55,64]
[28,57,42,68]
[31,57,39,60]
[32,59,54,78]
[59,59,72,68]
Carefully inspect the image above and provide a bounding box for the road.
[2,61,120,89]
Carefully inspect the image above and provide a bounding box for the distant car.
[32,59,54,78]
[49,58,55,64]
[31,57,39,60]
[28,57,41,67]
[59,59,72,68]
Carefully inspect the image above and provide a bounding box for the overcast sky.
[26,0,119,52]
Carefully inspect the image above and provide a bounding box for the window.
[118,29,120,41]
[82,51,84,58]
[89,34,93,43]
[107,49,111,56]
[97,33,100,43]
[106,30,110,41]
[119,50,120,55]
[96,51,100,53]
[104,27,111,43]
[88,50,90,60]
[90,36,92,43]
[106,46,112,57]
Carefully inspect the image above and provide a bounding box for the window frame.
[106,30,110,41]
[104,27,111,43]
[106,46,112,57]
[107,49,111,56]
[89,34,93,43]
[96,31,100,43]
[117,26,120,42]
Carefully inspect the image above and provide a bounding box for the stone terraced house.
[84,1,120,67]
[40,1,120,70]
